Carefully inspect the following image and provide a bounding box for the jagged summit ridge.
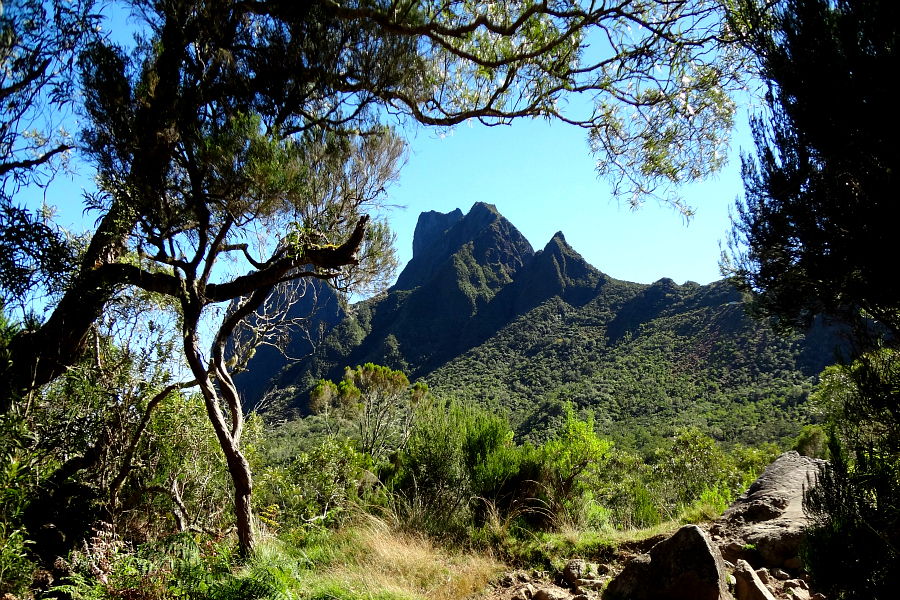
[237,202,840,446]
[394,202,534,292]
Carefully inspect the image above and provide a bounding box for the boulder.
[717,451,827,567]
[733,560,776,600]
[603,525,733,600]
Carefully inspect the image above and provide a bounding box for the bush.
[0,415,38,595]
[650,428,739,510]
[802,438,900,599]
[793,424,830,459]
[629,483,661,528]
[539,406,611,528]
[390,398,543,537]
[53,528,297,600]
[254,436,366,533]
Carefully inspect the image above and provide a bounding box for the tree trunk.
[227,450,255,554]
[182,286,272,556]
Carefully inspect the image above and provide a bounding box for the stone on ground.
[603,525,733,600]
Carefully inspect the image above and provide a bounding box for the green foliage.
[390,398,471,536]
[279,249,830,452]
[802,436,900,599]
[629,483,662,529]
[53,529,298,599]
[254,436,366,533]
[723,0,900,338]
[389,398,542,537]
[801,351,900,598]
[651,428,740,509]
[311,364,427,462]
[462,407,538,509]
[540,406,611,528]
[0,415,39,595]
[792,424,830,459]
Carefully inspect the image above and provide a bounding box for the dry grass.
[308,514,504,600]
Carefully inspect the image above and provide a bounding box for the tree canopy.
[723,0,900,338]
[1,0,757,400]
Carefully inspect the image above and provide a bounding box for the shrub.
[539,406,611,528]
[793,424,830,460]
[651,428,738,510]
[0,415,39,595]
[802,437,900,599]
[255,436,366,533]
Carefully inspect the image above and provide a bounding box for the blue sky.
[386,109,755,288]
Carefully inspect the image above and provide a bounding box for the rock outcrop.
[712,451,827,568]
[604,525,733,600]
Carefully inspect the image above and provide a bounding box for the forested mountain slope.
[236,203,841,449]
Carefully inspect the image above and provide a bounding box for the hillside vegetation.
[240,203,841,452]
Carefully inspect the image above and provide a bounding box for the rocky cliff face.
[395,202,533,292]
[411,208,463,260]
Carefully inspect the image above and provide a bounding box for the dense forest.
[1,1,897,599]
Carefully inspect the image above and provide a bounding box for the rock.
[564,559,588,585]
[32,568,54,590]
[785,579,808,592]
[513,583,536,600]
[718,452,827,567]
[563,558,587,583]
[534,588,567,600]
[604,525,733,600]
[755,568,770,584]
[575,579,605,590]
[733,560,776,600]
[784,556,803,570]
[783,581,810,600]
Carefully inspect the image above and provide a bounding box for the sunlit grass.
[283,514,503,600]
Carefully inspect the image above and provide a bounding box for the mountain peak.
[412,208,464,259]
[395,203,533,291]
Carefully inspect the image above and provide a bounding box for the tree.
[722,1,900,594]
[0,0,96,185]
[803,351,900,598]
[1,0,757,553]
[2,0,755,401]
[311,363,427,461]
[722,0,900,338]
